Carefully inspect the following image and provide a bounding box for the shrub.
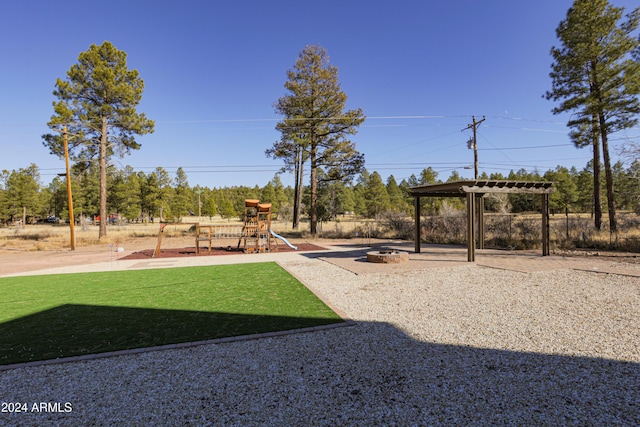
[420,215,466,245]
[380,210,414,240]
[513,217,541,249]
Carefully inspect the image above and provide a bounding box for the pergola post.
[414,196,421,253]
[541,193,550,256]
[477,194,485,249]
[466,192,476,262]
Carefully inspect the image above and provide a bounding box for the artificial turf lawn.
[0,262,343,366]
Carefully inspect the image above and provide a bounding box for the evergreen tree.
[121,166,142,221]
[575,163,597,214]
[418,167,440,214]
[317,175,355,220]
[42,41,154,238]
[260,181,277,205]
[364,171,391,218]
[386,175,411,214]
[139,169,169,222]
[172,167,191,218]
[545,0,640,231]
[507,169,541,212]
[419,167,439,185]
[201,190,218,219]
[217,196,236,220]
[75,164,100,220]
[611,161,635,210]
[44,177,66,221]
[353,169,370,217]
[543,165,578,213]
[624,160,640,212]
[2,165,41,223]
[444,171,465,210]
[107,170,127,219]
[269,175,290,216]
[154,167,174,221]
[446,170,462,182]
[397,178,414,214]
[269,45,365,235]
[137,172,152,221]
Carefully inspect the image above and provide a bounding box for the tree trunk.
[292,145,303,230]
[99,117,108,238]
[296,156,304,227]
[592,114,603,231]
[599,112,617,232]
[309,146,318,236]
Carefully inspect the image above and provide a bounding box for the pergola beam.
[461,186,553,194]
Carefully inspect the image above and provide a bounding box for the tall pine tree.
[545,0,640,232]
[268,45,365,235]
[43,41,154,238]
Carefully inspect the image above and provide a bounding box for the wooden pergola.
[408,180,555,262]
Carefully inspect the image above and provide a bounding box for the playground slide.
[270,229,298,250]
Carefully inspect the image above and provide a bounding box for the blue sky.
[1,0,639,188]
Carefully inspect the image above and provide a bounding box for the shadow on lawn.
[0,304,345,367]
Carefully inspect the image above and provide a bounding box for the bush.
[380,210,414,240]
[420,215,466,245]
[485,215,517,249]
[619,236,640,252]
[514,217,541,249]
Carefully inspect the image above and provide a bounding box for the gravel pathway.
[0,255,638,426]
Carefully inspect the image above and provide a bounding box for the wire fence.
[357,211,640,252]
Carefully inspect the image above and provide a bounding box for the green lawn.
[0,262,343,366]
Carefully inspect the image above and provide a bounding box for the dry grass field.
[0,216,373,253]
[0,223,160,252]
[0,217,355,276]
[1,212,639,254]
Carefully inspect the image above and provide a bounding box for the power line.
[475,126,514,164]
[478,143,574,150]
[368,129,462,160]
[9,114,638,139]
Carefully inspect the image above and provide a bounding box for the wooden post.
[467,192,475,262]
[542,193,550,256]
[63,126,76,250]
[414,196,421,253]
[153,224,167,258]
[195,223,201,254]
[477,195,484,249]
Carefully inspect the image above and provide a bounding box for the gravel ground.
[0,255,638,426]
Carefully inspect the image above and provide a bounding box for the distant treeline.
[1,159,639,225]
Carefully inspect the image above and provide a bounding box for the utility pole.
[195,189,203,218]
[463,116,486,251]
[464,116,485,180]
[63,125,76,250]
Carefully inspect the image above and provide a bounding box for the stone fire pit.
[366,250,409,264]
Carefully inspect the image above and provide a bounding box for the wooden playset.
[152,199,296,257]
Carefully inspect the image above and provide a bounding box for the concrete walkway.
[2,240,639,278]
[312,241,640,277]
